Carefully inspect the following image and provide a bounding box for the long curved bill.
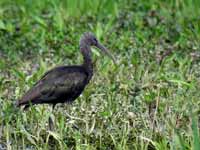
[96,43,116,64]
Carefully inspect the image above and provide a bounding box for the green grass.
[0,0,200,149]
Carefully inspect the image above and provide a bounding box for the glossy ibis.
[17,32,115,109]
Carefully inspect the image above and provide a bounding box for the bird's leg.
[48,104,56,131]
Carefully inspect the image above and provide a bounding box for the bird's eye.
[93,38,97,44]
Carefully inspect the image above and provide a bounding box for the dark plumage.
[17,32,115,108]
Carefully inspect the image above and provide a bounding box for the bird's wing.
[17,67,88,106]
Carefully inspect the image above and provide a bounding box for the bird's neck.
[80,45,93,78]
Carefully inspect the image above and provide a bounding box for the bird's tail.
[15,100,20,107]
[15,100,30,110]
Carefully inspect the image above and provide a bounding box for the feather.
[17,66,89,108]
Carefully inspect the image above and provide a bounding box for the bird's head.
[80,32,116,63]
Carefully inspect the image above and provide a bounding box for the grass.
[0,0,200,149]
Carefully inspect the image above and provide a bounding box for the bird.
[16,32,115,109]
